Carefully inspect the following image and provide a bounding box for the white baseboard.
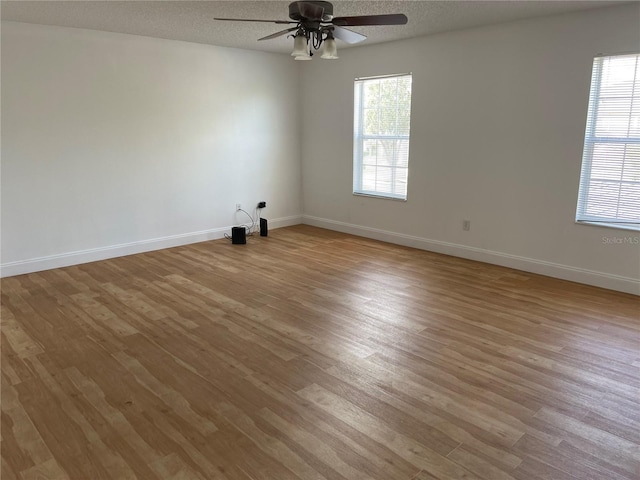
[0,215,302,278]
[302,215,639,296]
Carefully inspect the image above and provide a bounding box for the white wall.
[300,4,640,294]
[1,22,302,275]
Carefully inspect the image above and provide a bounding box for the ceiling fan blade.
[331,26,367,44]
[332,14,408,27]
[258,27,298,41]
[297,1,324,21]
[214,18,295,25]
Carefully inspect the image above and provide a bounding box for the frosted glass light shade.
[291,36,309,57]
[321,38,338,59]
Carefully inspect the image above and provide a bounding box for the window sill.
[576,220,640,232]
[353,192,407,202]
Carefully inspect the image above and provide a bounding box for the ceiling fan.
[215,1,408,60]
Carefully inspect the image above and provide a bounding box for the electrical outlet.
[463,220,471,231]
[236,203,241,211]
[257,201,266,209]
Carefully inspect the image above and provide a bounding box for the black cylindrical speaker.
[260,218,268,237]
[231,227,246,244]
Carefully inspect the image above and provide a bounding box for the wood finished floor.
[1,225,639,480]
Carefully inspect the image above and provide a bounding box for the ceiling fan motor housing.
[289,1,334,22]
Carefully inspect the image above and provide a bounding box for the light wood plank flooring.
[2,225,639,480]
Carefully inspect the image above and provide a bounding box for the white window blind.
[353,73,412,200]
[576,53,640,230]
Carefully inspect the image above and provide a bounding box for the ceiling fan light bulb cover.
[320,38,339,59]
[291,35,308,56]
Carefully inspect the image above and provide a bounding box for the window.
[353,73,412,200]
[576,53,640,230]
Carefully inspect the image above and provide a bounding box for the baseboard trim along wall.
[0,215,303,278]
[302,215,639,296]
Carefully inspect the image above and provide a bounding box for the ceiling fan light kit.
[215,1,407,61]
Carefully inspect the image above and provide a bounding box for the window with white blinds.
[353,74,412,200]
[576,53,640,230]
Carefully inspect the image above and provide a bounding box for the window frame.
[576,52,640,232]
[353,73,412,201]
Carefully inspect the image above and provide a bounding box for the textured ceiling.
[1,1,631,54]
